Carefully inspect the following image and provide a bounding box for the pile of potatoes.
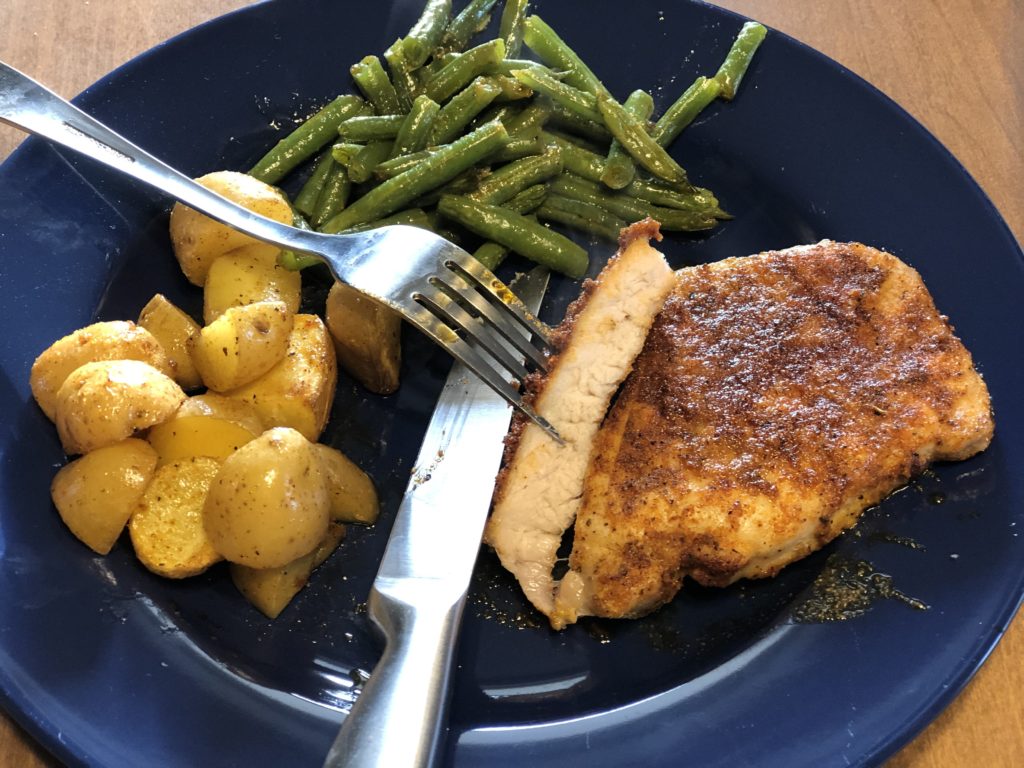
[30,170,396,619]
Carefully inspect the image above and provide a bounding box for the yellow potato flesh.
[138,294,203,390]
[190,301,294,392]
[226,314,337,441]
[54,360,186,455]
[174,393,265,435]
[50,438,158,554]
[315,443,379,525]
[30,320,172,421]
[202,427,330,568]
[203,244,302,324]
[129,457,223,578]
[147,415,259,466]
[168,171,292,286]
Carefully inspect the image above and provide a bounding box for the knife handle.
[323,583,464,768]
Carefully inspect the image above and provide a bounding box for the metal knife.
[323,266,551,768]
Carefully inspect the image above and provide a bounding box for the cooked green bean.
[543,101,612,144]
[441,0,500,53]
[411,166,491,208]
[473,102,524,131]
[597,94,688,185]
[472,241,509,271]
[522,15,607,96]
[383,40,418,112]
[374,148,434,179]
[347,140,395,184]
[715,22,767,100]
[330,142,364,167]
[540,130,606,181]
[438,194,588,277]
[401,0,452,68]
[487,58,558,78]
[321,119,509,233]
[343,207,433,233]
[490,75,533,102]
[490,135,544,162]
[551,173,715,231]
[423,39,506,104]
[429,77,502,145]
[504,183,547,214]
[650,76,722,146]
[601,89,654,190]
[337,114,405,142]
[248,95,365,184]
[537,195,625,241]
[391,95,441,158]
[506,101,550,138]
[469,147,562,204]
[311,161,352,229]
[498,0,530,57]
[625,178,725,216]
[350,56,402,115]
[510,68,603,125]
[293,151,334,218]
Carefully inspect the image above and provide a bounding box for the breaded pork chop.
[551,240,993,628]
[484,221,676,617]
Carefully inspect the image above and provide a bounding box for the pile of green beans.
[247,1,766,277]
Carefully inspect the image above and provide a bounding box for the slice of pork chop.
[484,220,676,617]
[551,240,994,628]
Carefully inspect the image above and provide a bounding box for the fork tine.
[433,270,550,371]
[444,251,557,350]
[421,285,531,381]
[402,302,564,444]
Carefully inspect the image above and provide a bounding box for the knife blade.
[323,266,551,768]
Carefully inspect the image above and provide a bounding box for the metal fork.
[0,60,561,440]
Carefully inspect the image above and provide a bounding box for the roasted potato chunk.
[203,244,302,324]
[315,444,379,525]
[138,294,203,390]
[30,320,172,421]
[54,360,185,454]
[129,456,223,578]
[203,427,330,568]
[168,171,292,286]
[190,300,294,392]
[325,281,401,395]
[50,438,158,554]
[229,521,346,619]
[226,314,337,441]
[147,393,265,465]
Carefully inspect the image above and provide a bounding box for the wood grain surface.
[0,1,1020,766]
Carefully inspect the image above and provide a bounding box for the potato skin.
[203,244,302,324]
[50,438,158,554]
[315,444,379,525]
[226,314,337,441]
[138,294,203,390]
[203,427,330,568]
[190,301,294,392]
[30,320,173,421]
[129,457,223,578]
[325,281,401,395]
[229,521,345,619]
[168,171,292,286]
[55,360,186,454]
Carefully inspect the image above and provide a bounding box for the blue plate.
[1,1,1022,766]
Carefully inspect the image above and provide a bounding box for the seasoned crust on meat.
[551,240,993,628]
[484,221,675,617]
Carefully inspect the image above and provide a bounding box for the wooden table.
[1,1,1020,766]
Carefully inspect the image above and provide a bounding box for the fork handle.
[0,59,324,256]
[322,584,463,768]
